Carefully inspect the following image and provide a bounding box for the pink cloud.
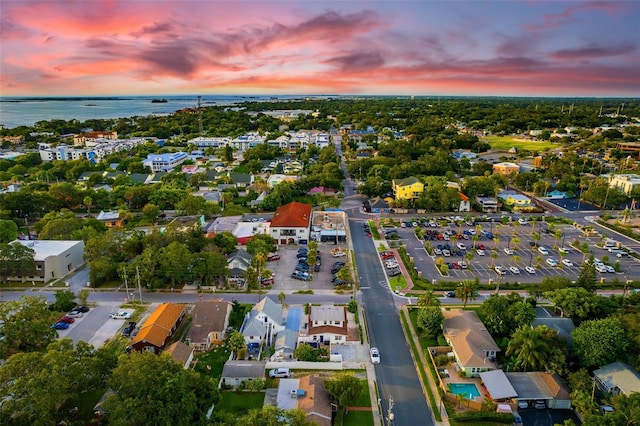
[524,0,628,33]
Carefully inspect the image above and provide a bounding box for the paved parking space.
[270,243,350,291]
[330,344,370,363]
[381,217,640,283]
[56,304,136,348]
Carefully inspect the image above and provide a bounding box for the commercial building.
[11,240,85,282]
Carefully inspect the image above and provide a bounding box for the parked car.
[370,347,381,364]
[260,277,275,286]
[267,254,281,261]
[445,291,456,297]
[456,242,466,250]
[291,272,309,281]
[525,266,536,274]
[509,266,520,275]
[562,259,573,267]
[546,258,558,267]
[333,278,348,286]
[503,248,514,255]
[494,266,506,275]
[75,306,90,313]
[595,264,607,273]
[332,251,347,258]
[122,321,137,337]
[58,316,75,324]
[66,310,83,318]
[380,251,395,260]
[534,400,546,409]
[388,268,401,277]
[476,249,486,256]
[517,401,529,409]
[314,264,320,272]
[110,311,132,319]
[538,246,549,255]
[617,251,629,257]
[558,247,569,255]
[52,322,69,330]
[269,368,292,378]
[518,218,528,225]
[605,265,616,273]
[477,244,486,250]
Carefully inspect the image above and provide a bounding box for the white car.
[332,251,346,258]
[546,258,558,267]
[509,266,520,274]
[110,311,132,319]
[538,246,549,255]
[605,265,615,273]
[503,248,514,255]
[595,264,607,273]
[494,266,506,275]
[562,259,573,267]
[518,218,528,225]
[442,250,451,257]
[558,247,569,254]
[456,242,466,250]
[476,249,486,256]
[370,347,381,364]
[525,266,536,274]
[434,248,442,255]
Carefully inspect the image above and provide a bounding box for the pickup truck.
[110,311,132,319]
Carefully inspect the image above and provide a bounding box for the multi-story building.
[143,152,188,172]
[392,177,424,201]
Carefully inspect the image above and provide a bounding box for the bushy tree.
[572,317,629,369]
[416,306,444,336]
[49,289,76,312]
[324,373,362,411]
[0,219,18,243]
[105,351,217,426]
[0,295,56,357]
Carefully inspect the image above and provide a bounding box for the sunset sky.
[1,0,639,97]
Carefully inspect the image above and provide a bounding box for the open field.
[482,135,559,151]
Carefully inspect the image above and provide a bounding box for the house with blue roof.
[143,152,188,172]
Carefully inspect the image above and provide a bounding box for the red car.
[267,254,281,261]
[380,252,395,260]
[59,316,75,324]
[260,278,275,286]
[477,244,486,250]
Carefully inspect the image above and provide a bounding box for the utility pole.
[135,266,143,303]
[123,268,130,303]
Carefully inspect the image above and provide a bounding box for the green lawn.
[482,135,558,152]
[343,410,374,425]
[216,391,264,415]
[193,347,231,378]
[353,379,371,406]
[389,275,408,292]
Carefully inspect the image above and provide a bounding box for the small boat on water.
[85,104,97,106]
[151,99,168,103]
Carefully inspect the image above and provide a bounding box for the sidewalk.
[400,304,449,426]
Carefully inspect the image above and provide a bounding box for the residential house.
[185,299,232,351]
[475,196,498,213]
[220,360,267,388]
[73,130,117,146]
[442,309,500,377]
[531,308,576,344]
[10,240,85,282]
[298,305,350,346]
[364,196,391,213]
[164,341,195,369]
[130,303,186,353]
[594,362,640,396]
[497,190,532,209]
[269,201,312,245]
[276,376,332,426]
[452,150,478,160]
[242,297,285,347]
[229,172,254,189]
[493,162,520,176]
[267,174,298,189]
[273,306,304,360]
[458,193,471,212]
[227,249,253,285]
[96,211,123,228]
[546,190,568,199]
[392,177,424,201]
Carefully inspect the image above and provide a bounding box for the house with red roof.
[269,201,312,245]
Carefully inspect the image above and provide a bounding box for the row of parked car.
[52,305,90,330]
[291,247,319,281]
[380,251,401,277]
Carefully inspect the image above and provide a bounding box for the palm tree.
[278,291,286,307]
[553,230,563,249]
[506,327,553,372]
[455,280,479,308]
[531,231,541,247]
[490,249,498,267]
[471,235,480,249]
[464,251,474,270]
[511,236,521,251]
[83,196,93,216]
[511,255,521,266]
[417,290,440,308]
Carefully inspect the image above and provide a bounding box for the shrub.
[347,300,358,314]
[434,354,449,367]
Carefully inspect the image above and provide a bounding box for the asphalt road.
[351,217,432,425]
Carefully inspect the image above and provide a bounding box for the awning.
[480,370,518,400]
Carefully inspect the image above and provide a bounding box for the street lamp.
[529,251,533,267]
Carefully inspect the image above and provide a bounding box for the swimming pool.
[448,383,481,398]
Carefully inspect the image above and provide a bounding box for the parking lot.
[269,243,351,291]
[56,304,137,348]
[385,216,640,283]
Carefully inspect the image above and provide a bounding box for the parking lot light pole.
[529,251,533,267]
